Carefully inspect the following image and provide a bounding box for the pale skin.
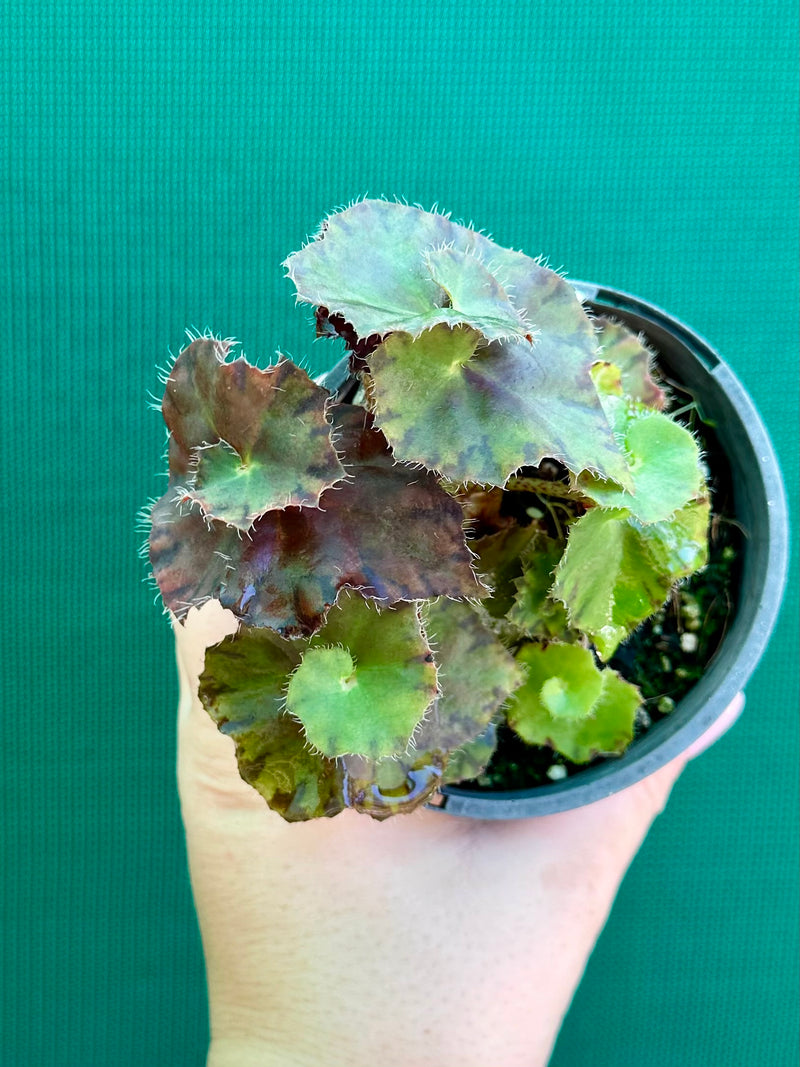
[175,600,744,1067]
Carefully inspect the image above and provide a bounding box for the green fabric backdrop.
[2,2,797,1064]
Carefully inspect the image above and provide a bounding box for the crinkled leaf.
[552,500,710,659]
[594,316,666,409]
[509,643,603,729]
[369,323,631,487]
[470,525,540,619]
[579,404,704,524]
[508,533,570,638]
[164,342,344,528]
[286,589,437,759]
[149,404,482,632]
[440,723,499,785]
[198,627,345,821]
[422,598,524,749]
[507,643,640,763]
[232,714,345,821]
[285,200,532,342]
[422,246,530,341]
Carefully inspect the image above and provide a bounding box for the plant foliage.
[148,199,711,820]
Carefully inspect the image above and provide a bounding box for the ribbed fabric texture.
[1,3,797,1065]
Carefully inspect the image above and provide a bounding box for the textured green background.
[2,2,797,1065]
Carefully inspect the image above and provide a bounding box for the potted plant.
[147,199,787,821]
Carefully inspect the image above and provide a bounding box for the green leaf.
[286,589,438,759]
[422,598,524,749]
[552,500,710,659]
[509,643,603,728]
[507,643,640,763]
[440,724,499,785]
[423,246,530,341]
[579,405,704,524]
[198,627,346,821]
[164,341,344,527]
[470,525,539,618]
[285,200,533,342]
[368,322,631,487]
[149,403,482,632]
[507,533,570,638]
[594,316,666,409]
[332,600,518,816]
[199,625,301,733]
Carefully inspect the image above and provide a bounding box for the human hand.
[175,600,744,1067]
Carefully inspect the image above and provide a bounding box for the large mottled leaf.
[149,404,482,632]
[579,402,704,524]
[163,339,344,527]
[368,323,631,487]
[552,500,710,659]
[507,642,640,763]
[198,626,345,821]
[286,589,437,759]
[594,316,666,409]
[284,199,533,342]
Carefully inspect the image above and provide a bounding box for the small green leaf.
[285,200,532,342]
[552,500,710,659]
[507,533,570,638]
[369,323,630,487]
[579,406,704,524]
[594,316,666,409]
[423,246,530,341]
[334,600,518,816]
[508,643,603,732]
[471,525,540,620]
[286,589,437,759]
[507,643,640,763]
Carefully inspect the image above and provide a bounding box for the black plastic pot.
[428,283,789,819]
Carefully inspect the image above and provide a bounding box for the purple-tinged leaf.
[149,404,483,633]
[163,338,344,526]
